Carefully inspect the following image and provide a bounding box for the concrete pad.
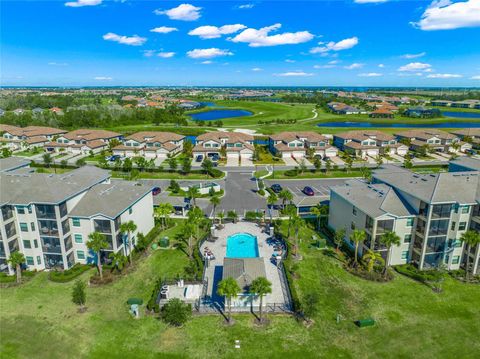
[300,158,313,166]
[227,157,239,167]
[283,157,297,166]
[240,157,253,167]
[389,153,405,163]
[330,156,345,165]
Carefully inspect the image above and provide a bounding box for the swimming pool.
[226,233,259,258]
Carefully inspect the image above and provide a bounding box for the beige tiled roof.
[126,131,184,143]
[196,131,253,143]
[335,130,395,141]
[64,129,121,141]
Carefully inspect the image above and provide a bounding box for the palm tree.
[109,252,127,273]
[182,222,196,259]
[210,195,221,222]
[290,215,304,258]
[350,229,366,266]
[217,277,241,323]
[249,277,272,323]
[379,231,401,274]
[227,210,238,223]
[266,193,278,224]
[7,252,25,283]
[154,203,174,230]
[87,232,109,279]
[363,250,384,272]
[311,204,329,230]
[120,221,137,264]
[187,186,199,207]
[188,206,204,241]
[284,204,297,238]
[278,189,293,209]
[461,230,480,280]
[217,212,225,226]
[43,153,52,168]
[333,228,346,252]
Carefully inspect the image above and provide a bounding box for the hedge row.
[394,264,444,283]
[0,270,36,283]
[49,264,92,283]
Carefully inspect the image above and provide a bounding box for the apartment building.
[45,129,122,155]
[333,130,408,158]
[0,165,154,274]
[395,129,471,153]
[192,131,254,161]
[1,124,67,150]
[112,131,185,159]
[268,131,338,159]
[329,165,480,274]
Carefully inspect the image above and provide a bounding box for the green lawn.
[111,170,225,180]
[14,149,42,157]
[1,219,479,358]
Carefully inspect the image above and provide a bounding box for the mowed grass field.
[1,222,479,359]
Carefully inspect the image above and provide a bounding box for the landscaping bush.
[0,270,36,284]
[161,298,192,327]
[147,278,162,313]
[245,211,262,222]
[208,168,223,178]
[284,169,298,177]
[258,189,265,196]
[49,264,92,283]
[395,264,444,283]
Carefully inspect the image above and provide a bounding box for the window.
[431,204,452,219]
[352,206,357,216]
[461,206,470,214]
[401,251,409,260]
[77,250,85,260]
[406,218,414,227]
[74,234,83,243]
[129,207,133,215]
[34,239,38,248]
[20,222,28,232]
[26,256,34,266]
[72,218,81,227]
[23,240,31,249]
[458,222,467,231]
[36,256,41,265]
[451,222,456,231]
[452,256,460,265]
[404,234,412,243]
[429,219,449,236]
[30,222,35,231]
[351,222,356,230]
[17,206,25,214]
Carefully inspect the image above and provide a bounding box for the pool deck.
[200,222,289,310]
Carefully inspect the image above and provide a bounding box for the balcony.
[426,236,447,253]
[94,219,112,234]
[41,237,62,254]
[1,206,14,221]
[38,220,59,237]
[36,204,56,220]
[5,222,16,239]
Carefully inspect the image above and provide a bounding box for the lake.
[317,121,480,128]
[442,111,480,119]
[189,109,253,121]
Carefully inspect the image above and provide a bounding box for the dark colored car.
[303,186,315,196]
[211,154,220,162]
[108,155,121,162]
[152,187,161,196]
[270,184,283,193]
[195,155,203,162]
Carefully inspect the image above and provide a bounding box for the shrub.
[209,168,223,178]
[258,189,265,196]
[395,264,444,283]
[284,169,298,177]
[49,264,91,283]
[71,279,87,308]
[161,298,192,326]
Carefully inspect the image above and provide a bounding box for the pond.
[317,121,480,128]
[442,111,480,119]
[189,109,253,121]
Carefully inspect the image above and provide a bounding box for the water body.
[442,111,480,119]
[189,109,253,121]
[317,121,480,128]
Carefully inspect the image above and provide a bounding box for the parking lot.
[264,177,352,201]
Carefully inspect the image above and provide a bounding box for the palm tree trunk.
[354,243,359,264]
[465,244,471,281]
[128,233,133,264]
[228,297,232,322]
[97,252,103,279]
[259,295,263,322]
[16,264,21,284]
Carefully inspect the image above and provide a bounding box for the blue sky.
[1,0,480,86]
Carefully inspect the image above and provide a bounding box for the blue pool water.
[226,233,259,258]
[190,109,253,121]
[442,111,480,119]
[317,121,480,128]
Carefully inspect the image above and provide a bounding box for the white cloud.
[274,71,314,77]
[471,75,480,80]
[94,76,112,81]
[354,0,388,3]
[150,26,178,34]
[285,59,296,63]
[378,64,385,68]
[186,48,233,59]
[188,24,246,39]
[229,23,314,47]
[65,0,101,7]
[402,52,426,59]
[414,0,480,30]
[48,62,68,66]
[398,62,432,71]
[310,36,359,54]
[154,4,202,21]
[427,73,463,78]
[103,33,147,46]
[358,72,383,77]
[158,52,176,58]
[201,61,213,64]
[252,67,263,71]
[238,4,255,9]
[344,63,364,70]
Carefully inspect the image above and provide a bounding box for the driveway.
[155,157,166,166]
[240,157,253,167]
[283,157,297,166]
[226,157,239,167]
[389,153,405,163]
[300,158,313,167]
[330,156,345,165]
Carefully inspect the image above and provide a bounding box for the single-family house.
[193,131,254,161]
[112,131,185,159]
[334,130,408,158]
[369,107,394,118]
[268,131,338,159]
[1,125,67,150]
[450,129,480,149]
[403,107,441,118]
[45,129,122,155]
[395,129,470,153]
[327,102,362,115]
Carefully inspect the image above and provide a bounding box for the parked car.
[211,154,220,162]
[270,184,282,193]
[466,149,477,155]
[107,155,121,162]
[152,187,161,196]
[195,155,203,162]
[303,186,315,196]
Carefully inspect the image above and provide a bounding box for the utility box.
[355,319,375,328]
[159,237,169,248]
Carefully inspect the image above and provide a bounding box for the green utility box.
[127,298,143,305]
[355,319,375,328]
[159,237,169,248]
